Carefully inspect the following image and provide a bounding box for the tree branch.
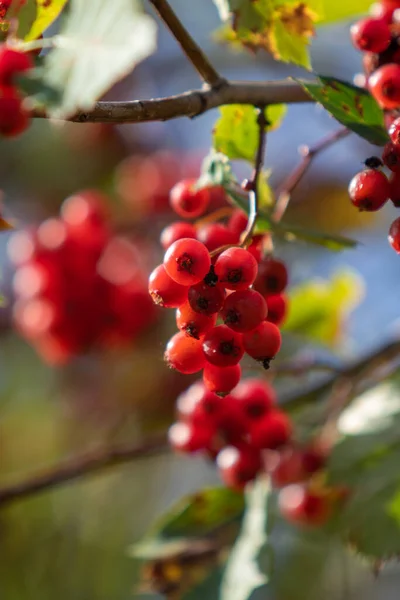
[147,0,223,87]
[32,80,313,124]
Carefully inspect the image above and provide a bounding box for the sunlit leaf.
[320,0,372,24]
[25,0,69,41]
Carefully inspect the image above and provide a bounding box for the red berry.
[0,87,29,137]
[214,247,258,291]
[197,223,239,252]
[148,264,188,308]
[247,235,263,263]
[350,17,391,53]
[243,321,282,368]
[7,229,36,266]
[176,302,217,339]
[253,257,288,296]
[217,445,261,490]
[269,447,308,488]
[382,141,400,172]
[278,484,332,526]
[188,280,225,315]
[249,410,292,449]
[202,325,244,367]
[203,363,241,396]
[266,294,288,326]
[169,179,210,218]
[390,171,400,205]
[0,47,33,86]
[221,289,267,332]
[348,169,390,211]
[177,381,230,428]
[164,331,206,374]
[160,221,197,250]
[389,216,400,252]
[168,421,214,453]
[389,116,400,146]
[369,63,400,109]
[232,378,276,419]
[228,209,248,236]
[164,238,211,286]
[371,2,399,23]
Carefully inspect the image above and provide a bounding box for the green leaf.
[298,76,389,146]
[213,105,286,164]
[25,0,68,41]
[320,0,372,24]
[17,69,62,107]
[283,269,364,347]
[43,0,157,118]
[182,566,225,600]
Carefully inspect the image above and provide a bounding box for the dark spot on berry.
[185,324,200,339]
[176,252,194,273]
[204,266,218,287]
[220,339,240,357]
[225,309,240,325]
[227,268,242,284]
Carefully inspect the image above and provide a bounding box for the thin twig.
[148,0,224,87]
[272,127,350,223]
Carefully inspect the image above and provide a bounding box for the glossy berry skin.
[382,141,400,172]
[197,223,239,252]
[160,221,197,250]
[0,47,33,86]
[176,302,217,339]
[390,171,400,206]
[278,484,332,526]
[369,64,400,109]
[217,445,262,490]
[169,179,210,218]
[221,289,267,333]
[389,217,400,252]
[214,247,258,291]
[188,281,225,315]
[165,332,206,374]
[202,325,244,367]
[232,378,276,420]
[350,17,391,53]
[148,264,188,308]
[389,116,400,146]
[266,294,288,326]
[0,87,29,137]
[243,321,282,368]
[348,169,390,211]
[168,421,214,453]
[249,410,292,450]
[164,238,211,286]
[253,257,288,296]
[228,209,248,236]
[203,363,241,396]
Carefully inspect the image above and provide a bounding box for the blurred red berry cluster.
[0,43,33,137]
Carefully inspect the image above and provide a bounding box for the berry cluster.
[9,190,156,364]
[0,44,33,137]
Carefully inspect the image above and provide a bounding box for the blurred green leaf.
[43,0,157,118]
[18,69,62,107]
[25,0,68,41]
[299,76,389,145]
[283,269,364,347]
[320,0,371,24]
[182,565,225,600]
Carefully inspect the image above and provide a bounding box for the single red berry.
[0,47,33,86]
[164,238,211,286]
[350,17,391,53]
[160,221,197,250]
[168,421,214,453]
[389,216,400,252]
[148,264,188,308]
[253,257,288,296]
[164,331,206,374]
[369,63,400,109]
[13,297,58,339]
[177,381,232,431]
[389,116,400,145]
[371,2,399,23]
[243,321,282,368]
[266,294,288,327]
[249,410,292,449]
[214,247,258,291]
[232,378,276,419]
[269,447,309,488]
[221,289,267,333]
[217,445,261,490]
[7,229,37,266]
[348,169,390,211]
[12,261,61,301]
[390,171,400,205]
[176,302,217,339]
[278,484,332,526]
[247,235,264,263]
[169,179,210,218]
[197,223,239,252]
[382,141,400,172]
[188,280,225,315]
[301,443,328,474]
[0,87,29,137]
[203,363,241,396]
[228,209,248,236]
[203,325,244,367]
[176,380,209,420]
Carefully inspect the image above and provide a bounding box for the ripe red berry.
[249,410,292,449]
[243,321,282,368]
[0,87,29,137]
[266,294,288,326]
[188,280,225,315]
[221,289,267,332]
[148,264,188,308]
[160,221,197,250]
[168,421,214,453]
[164,238,211,286]
[197,223,239,252]
[232,378,276,419]
[176,302,217,339]
[348,168,390,211]
[269,447,308,488]
[382,141,400,172]
[214,247,258,291]
[0,46,33,86]
[389,116,400,146]
[203,325,244,367]
[203,363,241,395]
[228,209,248,236]
[253,257,288,296]
[278,484,332,526]
[217,445,261,490]
[390,171,400,206]
[164,331,206,374]
[350,17,391,53]
[372,2,399,23]
[389,217,400,252]
[169,179,210,218]
[369,63,400,109]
